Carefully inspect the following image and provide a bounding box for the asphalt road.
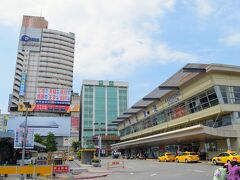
[98,159,218,180]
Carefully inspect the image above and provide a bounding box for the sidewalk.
[73,160,110,179]
[53,159,110,179]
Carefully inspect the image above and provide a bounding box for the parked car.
[212,151,240,165]
[175,152,199,163]
[158,152,175,162]
[112,152,121,159]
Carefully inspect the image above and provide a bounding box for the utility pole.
[20,102,30,180]
[94,122,105,164]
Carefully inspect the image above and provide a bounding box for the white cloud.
[220,33,240,46]
[0,0,198,79]
[195,0,214,17]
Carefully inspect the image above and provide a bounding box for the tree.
[72,141,80,152]
[45,132,57,152]
[34,133,44,144]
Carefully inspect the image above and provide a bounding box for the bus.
[16,150,38,165]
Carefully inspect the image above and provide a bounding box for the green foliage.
[45,132,57,152]
[34,133,44,144]
[77,150,81,159]
[72,141,80,152]
[91,158,100,163]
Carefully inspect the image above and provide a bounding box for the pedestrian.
[227,157,240,180]
[213,164,227,180]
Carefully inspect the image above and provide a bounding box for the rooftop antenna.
[40,9,42,17]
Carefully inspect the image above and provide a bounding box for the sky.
[0,0,240,113]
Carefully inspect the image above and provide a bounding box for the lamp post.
[20,102,30,180]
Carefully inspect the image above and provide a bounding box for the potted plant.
[91,158,101,167]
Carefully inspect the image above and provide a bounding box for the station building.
[112,64,240,160]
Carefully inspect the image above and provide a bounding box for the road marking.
[130,172,134,175]
[150,173,157,176]
[127,166,134,169]
[194,170,206,173]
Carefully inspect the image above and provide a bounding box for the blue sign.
[21,35,39,42]
[19,73,27,96]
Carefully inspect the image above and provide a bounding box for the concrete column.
[227,138,231,151]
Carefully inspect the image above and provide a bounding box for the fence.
[0,165,66,177]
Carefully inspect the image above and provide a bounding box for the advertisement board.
[36,88,71,105]
[63,137,73,147]
[18,103,35,112]
[8,116,71,137]
[71,117,79,129]
[19,73,27,96]
[34,104,70,112]
[14,128,34,149]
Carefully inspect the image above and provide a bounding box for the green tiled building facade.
[80,80,128,148]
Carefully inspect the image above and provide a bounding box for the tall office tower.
[80,80,128,152]
[9,15,75,115]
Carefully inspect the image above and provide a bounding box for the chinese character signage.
[34,104,70,112]
[71,117,79,129]
[19,73,27,96]
[36,88,71,105]
[53,165,69,173]
[14,128,34,149]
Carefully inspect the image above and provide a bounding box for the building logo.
[20,35,40,42]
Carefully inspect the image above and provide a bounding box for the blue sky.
[0,0,240,113]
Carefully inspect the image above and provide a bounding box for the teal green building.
[80,80,128,149]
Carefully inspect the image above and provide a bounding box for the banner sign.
[19,73,27,96]
[53,165,69,173]
[14,128,34,149]
[36,88,71,105]
[34,104,70,112]
[71,117,79,129]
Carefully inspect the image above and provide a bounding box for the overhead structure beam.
[123,112,136,115]
[158,86,179,90]
[182,67,206,73]
[131,106,146,109]
[142,97,161,101]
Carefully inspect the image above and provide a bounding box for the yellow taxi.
[175,152,199,163]
[158,152,175,162]
[65,155,74,161]
[212,151,240,165]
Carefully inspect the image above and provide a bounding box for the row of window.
[120,87,219,137]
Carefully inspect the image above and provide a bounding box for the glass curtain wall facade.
[81,80,128,148]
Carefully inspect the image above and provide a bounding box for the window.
[220,86,240,104]
[120,87,220,137]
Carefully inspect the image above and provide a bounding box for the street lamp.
[94,122,105,163]
[20,102,31,180]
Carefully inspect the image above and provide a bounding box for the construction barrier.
[0,165,52,176]
[107,161,124,170]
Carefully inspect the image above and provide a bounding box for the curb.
[74,174,108,179]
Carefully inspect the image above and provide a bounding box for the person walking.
[213,165,227,180]
[227,157,240,180]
